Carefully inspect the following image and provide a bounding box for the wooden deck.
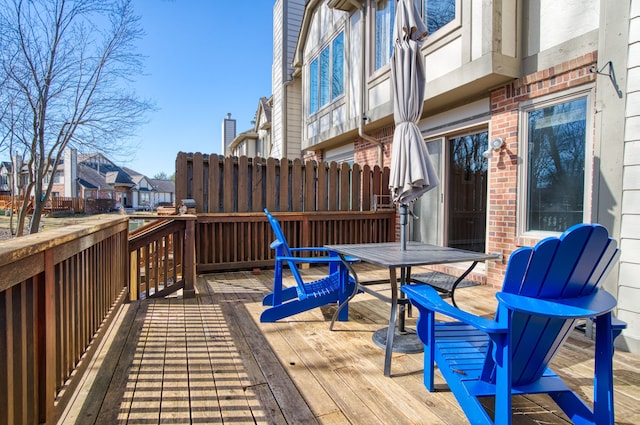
[59,264,640,424]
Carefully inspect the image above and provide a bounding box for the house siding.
[271,0,284,159]
[619,0,640,352]
[271,0,304,159]
[286,80,302,157]
[274,0,638,352]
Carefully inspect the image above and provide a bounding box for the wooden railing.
[0,195,86,214]
[128,215,196,300]
[0,216,129,424]
[0,208,394,423]
[45,197,85,214]
[196,211,396,273]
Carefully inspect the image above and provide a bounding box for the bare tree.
[0,0,152,235]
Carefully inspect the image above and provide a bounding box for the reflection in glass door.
[447,131,488,252]
[412,139,443,246]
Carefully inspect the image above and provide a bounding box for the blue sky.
[126,0,274,178]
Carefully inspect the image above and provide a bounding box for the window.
[522,96,589,233]
[420,0,456,34]
[332,33,344,99]
[375,0,394,70]
[320,47,330,106]
[374,0,457,70]
[310,60,319,114]
[375,0,456,72]
[309,32,345,115]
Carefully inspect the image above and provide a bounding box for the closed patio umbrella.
[389,0,438,250]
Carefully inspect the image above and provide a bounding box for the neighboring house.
[0,162,12,196]
[229,130,259,158]
[49,151,175,210]
[267,1,639,353]
[0,157,34,199]
[228,97,273,158]
[148,178,176,208]
[0,152,175,212]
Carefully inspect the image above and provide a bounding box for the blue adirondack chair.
[402,223,626,425]
[261,209,357,323]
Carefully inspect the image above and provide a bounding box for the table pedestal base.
[372,327,423,354]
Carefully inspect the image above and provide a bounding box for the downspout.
[350,0,383,167]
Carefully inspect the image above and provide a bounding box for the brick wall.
[304,125,394,169]
[485,51,598,286]
[354,126,394,168]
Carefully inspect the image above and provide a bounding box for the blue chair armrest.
[290,247,333,254]
[289,247,359,263]
[496,289,618,319]
[276,255,346,265]
[402,284,506,334]
[589,315,627,331]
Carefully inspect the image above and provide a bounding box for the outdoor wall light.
[483,138,505,158]
[490,137,505,151]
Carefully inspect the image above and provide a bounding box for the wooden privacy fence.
[196,211,396,273]
[175,153,391,213]
[0,217,128,424]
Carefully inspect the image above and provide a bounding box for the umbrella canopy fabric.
[389,0,438,205]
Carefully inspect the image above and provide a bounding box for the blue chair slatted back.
[264,209,310,300]
[481,223,619,385]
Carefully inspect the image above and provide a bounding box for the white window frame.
[373,0,460,75]
[516,85,595,238]
[308,31,345,116]
[373,0,395,72]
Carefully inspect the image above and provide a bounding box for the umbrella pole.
[400,204,407,251]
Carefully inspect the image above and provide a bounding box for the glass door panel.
[447,131,488,252]
[412,138,443,246]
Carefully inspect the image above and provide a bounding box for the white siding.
[426,37,463,82]
[271,0,284,158]
[272,0,305,159]
[526,0,600,56]
[619,0,640,349]
[286,80,302,157]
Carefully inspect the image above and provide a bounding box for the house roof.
[121,167,146,185]
[150,179,175,193]
[77,163,109,190]
[229,130,259,149]
[259,97,272,123]
[77,177,99,189]
[105,170,135,186]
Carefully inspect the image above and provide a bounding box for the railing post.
[183,216,196,298]
[302,214,310,249]
[44,249,56,424]
[129,249,138,301]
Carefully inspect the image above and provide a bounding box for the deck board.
[59,264,639,424]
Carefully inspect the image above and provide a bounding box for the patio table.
[325,241,500,376]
